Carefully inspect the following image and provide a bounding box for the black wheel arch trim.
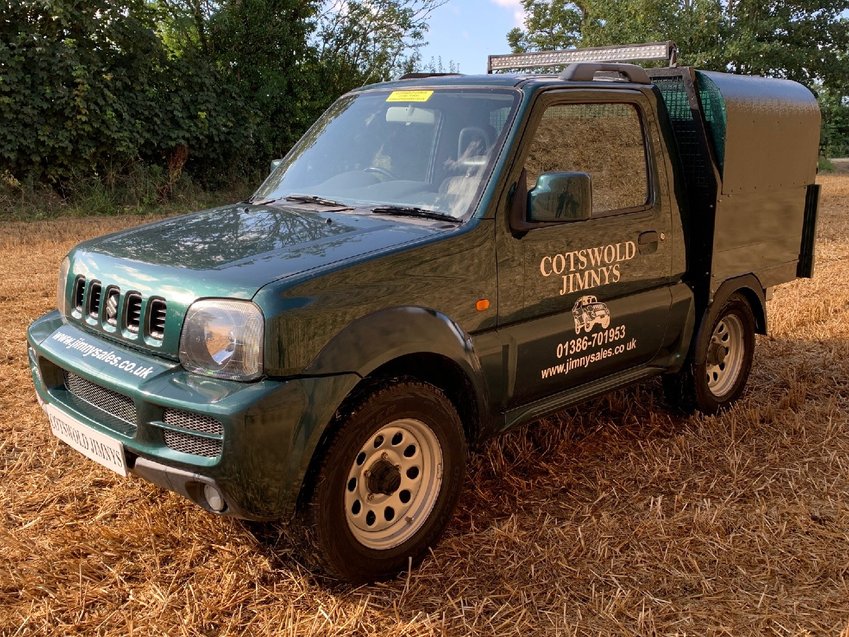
[306,305,482,374]
[290,306,491,509]
[695,274,766,365]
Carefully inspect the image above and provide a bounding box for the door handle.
[638,230,659,254]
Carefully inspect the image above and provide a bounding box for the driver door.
[497,89,676,406]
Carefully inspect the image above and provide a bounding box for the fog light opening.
[203,484,226,512]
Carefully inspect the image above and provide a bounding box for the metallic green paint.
[28,311,361,519]
[65,203,453,358]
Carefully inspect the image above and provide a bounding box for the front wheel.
[293,380,466,583]
[664,294,756,414]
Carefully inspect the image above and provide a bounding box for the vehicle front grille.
[70,278,166,341]
[73,277,86,312]
[88,281,102,319]
[63,372,137,436]
[58,372,225,454]
[105,287,120,326]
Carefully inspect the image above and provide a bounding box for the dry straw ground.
[2,176,849,636]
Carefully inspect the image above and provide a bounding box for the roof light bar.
[487,41,677,73]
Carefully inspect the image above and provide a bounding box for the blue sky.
[416,0,525,75]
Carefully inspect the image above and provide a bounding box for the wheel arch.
[664,274,763,413]
[294,352,483,512]
[695,274,766,364]
[711,274,767,335]
[293,307,490,512]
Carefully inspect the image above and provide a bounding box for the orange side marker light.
[475,299,490,312]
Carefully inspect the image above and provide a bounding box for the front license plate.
[44,403,128,477]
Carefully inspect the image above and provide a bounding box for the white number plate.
[44,404,128,477]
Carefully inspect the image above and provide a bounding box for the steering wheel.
[363,166,396,180]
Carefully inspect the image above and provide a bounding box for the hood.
[66,203,451,358]
[73,203,448,301]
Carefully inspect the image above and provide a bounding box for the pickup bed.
[27,43,820,582]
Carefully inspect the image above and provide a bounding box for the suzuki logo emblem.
[106,290,119,322]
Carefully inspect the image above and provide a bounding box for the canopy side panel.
[699,70,821,291]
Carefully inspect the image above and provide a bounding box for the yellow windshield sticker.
[386,90,434,103]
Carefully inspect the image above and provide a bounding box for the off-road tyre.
[663,293,756,415]
[290,379,466,584]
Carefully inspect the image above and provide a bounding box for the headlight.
[56,256,70,316]
[179,300,264,381]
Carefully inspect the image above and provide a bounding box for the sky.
[416,0,526,75]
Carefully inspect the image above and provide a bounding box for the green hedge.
[0,0,316,191]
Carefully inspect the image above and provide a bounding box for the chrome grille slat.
[149,299,167,340]
[163,430,222,457]
[88,281,102,318]
[125,293,142,333]
[63,372,137,435]
[73,277,86,312]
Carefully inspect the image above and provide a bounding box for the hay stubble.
[1,183,848,635]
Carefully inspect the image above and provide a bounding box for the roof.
[351,72,655,99]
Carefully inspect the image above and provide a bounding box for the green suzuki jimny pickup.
[28,43,820,582]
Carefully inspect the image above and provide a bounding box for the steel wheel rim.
[344,418,443,550]
[706,314,745,397]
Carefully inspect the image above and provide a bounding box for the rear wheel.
[664,294,756,414]
[293,380,466,583]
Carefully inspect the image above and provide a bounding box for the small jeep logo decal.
[572,295,611,334]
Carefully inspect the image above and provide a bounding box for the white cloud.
[490,0,525,27]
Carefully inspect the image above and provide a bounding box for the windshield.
[253,88,519,219]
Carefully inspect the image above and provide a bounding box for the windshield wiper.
[284,194,351,208]
[371,206,461,223]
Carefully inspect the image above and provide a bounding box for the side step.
[501,365,664,431]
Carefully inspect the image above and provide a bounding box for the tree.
[507,0,587,53]
[819,88,849,157]
[153,0,444,160]
[0,0,171,183]
[207,0,319,161]
[314,0,446,97]
[507,0,849,90]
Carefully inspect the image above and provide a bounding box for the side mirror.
[527,172,592,223]
[269,158,283,174]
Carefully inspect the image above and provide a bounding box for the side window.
[524,103,649,215]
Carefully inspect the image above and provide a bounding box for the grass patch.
[1,176,848,635]
[818,155,836,172]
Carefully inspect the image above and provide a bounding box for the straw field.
[2,175,849,636]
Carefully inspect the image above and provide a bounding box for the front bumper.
[27,311,360,520]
